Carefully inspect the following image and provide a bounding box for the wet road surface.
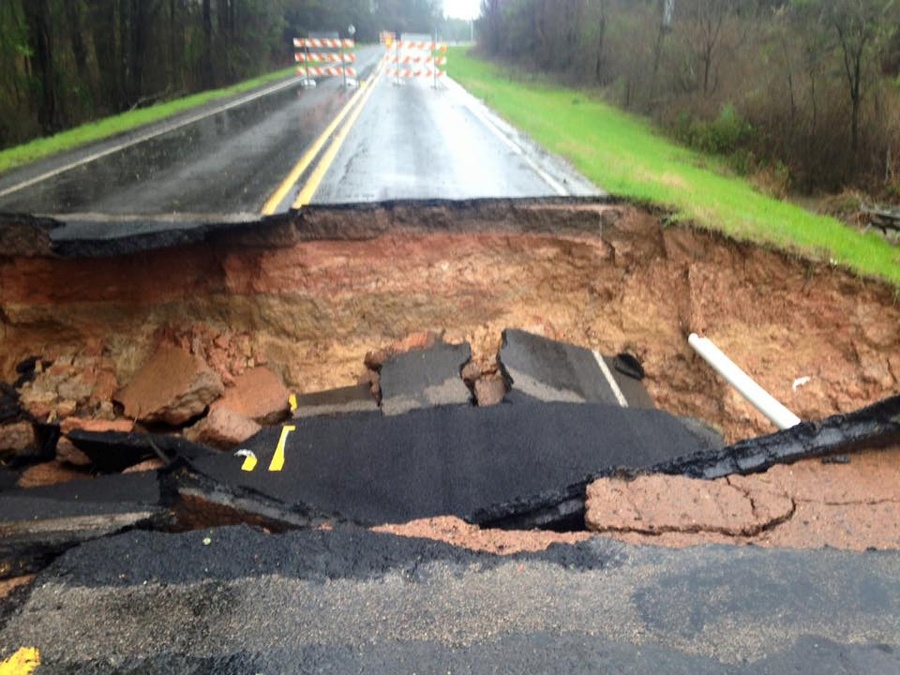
[0,45,597,229]
[0,48,383,219]
[310,74,598,203]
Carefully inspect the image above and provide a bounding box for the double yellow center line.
[261,58,385,215]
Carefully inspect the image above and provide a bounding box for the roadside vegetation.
[477,0,900,200]
[447,48,899,286]
[0,0,445,153]
[0,67,295,174]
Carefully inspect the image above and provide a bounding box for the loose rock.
[184,407,261,451]
[115,346,224,426]
[475,378,507,407]
[0,422,35,457]
[210,366,289,425]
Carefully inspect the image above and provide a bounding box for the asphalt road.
[1,526,897,672]
[0,45,598,230]
[309,72,598,203]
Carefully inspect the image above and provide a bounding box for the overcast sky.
[443,0,480,20]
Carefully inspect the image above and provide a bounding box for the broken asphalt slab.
[0,472,167,579]
[499,329,655,408]
[479,394,900,530]
[292,384,379,419]
[379,341,473,415]
[68,429,214,473]
[1,525,897,672]
[192,399,719,527]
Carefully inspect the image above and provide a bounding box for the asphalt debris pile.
[2,327,898,578]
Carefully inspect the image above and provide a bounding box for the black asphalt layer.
[660,393,900,479]
[193,398,718,526]
[484,394,900,529]
[500,328,655,408]
[69,430,213,473]
[1,525,897,672]
[379,341,473,415]
[0,472,165,578]
[0,47,384,220]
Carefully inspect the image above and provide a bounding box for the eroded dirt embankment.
[1,200,898,442]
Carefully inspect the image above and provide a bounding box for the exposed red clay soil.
[586,444,900,551]
[2,200,898,550]
[373,517,592,555]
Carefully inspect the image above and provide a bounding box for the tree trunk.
[202,0,214,88]
[23,0,56,133]
[65,1,95,108]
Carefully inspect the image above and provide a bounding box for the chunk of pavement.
[184,407,261,451]
[489,394,900,531]
[115,345,224,426]
[68,430,214,473]
[210,366,289,425]
[380,341,473,416]
[499,329,654,408]
[585,474,794,537]
[193,399,717,527]
[293,385,378,419]
[656,394,900,480]
[0,472,166,579]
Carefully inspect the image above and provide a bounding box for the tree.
[818,0,897,154]
[677,0,736,96]
[22,0,56,133]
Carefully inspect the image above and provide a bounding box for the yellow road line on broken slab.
[0,647,41,675]
[292,66,384,209]
[260,84,369,216]
[268,425,295,472]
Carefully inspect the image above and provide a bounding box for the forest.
[478,0,900,196]
[0,0,445,150]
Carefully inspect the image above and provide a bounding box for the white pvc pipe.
[688,333,802,430]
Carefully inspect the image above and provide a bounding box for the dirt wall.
[1,200,897,443]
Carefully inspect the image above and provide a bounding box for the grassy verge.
[447,48,899,287]
[0,66,296,175]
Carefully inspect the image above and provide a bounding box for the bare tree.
[819,0,897,154]
[678,0,735,95]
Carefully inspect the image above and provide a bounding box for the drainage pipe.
[688,333,802,430]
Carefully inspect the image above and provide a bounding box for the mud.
[2,199,897,444]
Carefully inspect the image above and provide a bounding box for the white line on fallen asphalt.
[593,350,629,408]
[0,76,306,200]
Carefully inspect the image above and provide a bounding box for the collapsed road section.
[1,197,899,575]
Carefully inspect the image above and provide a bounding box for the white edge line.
[445,77,569,197]
[0,76,305,200]
[592,350,629,408]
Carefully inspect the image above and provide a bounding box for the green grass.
[0,66,296,175]
[447,48,899,287]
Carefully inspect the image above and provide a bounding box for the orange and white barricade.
[294,37,356,86]
[388,38,447,87]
